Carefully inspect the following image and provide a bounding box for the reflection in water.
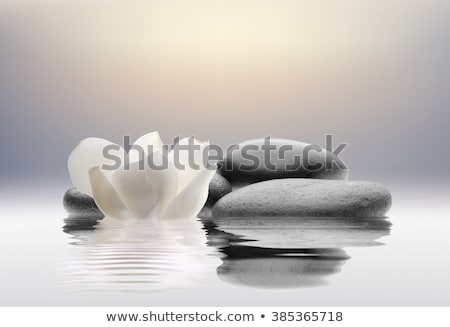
[62,215,391,292]
[201,217,391,289]
[61,216,217,293]
[217,246,349,289]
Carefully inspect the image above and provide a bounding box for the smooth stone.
[212,179,392,218]
[63,188,104,217]
[206,173,232,206]
[219,138,349,187]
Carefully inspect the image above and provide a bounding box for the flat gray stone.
[212,179,392,218]
[63,188,104,217]
[219,138,349,187]
[206,173,232,206]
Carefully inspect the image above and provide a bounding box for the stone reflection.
[63,215,103,233]
[201,217,391,289]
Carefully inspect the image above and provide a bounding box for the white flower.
[68,132,216,220]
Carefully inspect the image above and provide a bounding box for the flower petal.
[129,131,164,163]
[110,160,158,219]
[145,151,179,217]
[68,137,125,196]
[161,166,216,219]
[89,167,132,220]
[170,137,211,195]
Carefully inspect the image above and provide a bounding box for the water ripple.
[60,217,218,294]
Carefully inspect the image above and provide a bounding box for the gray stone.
[219,138,349,187]
[212,179,392,218]
[63,188,104,217]
[206,173,232,206]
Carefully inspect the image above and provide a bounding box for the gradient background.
[0,0,450,306]
[1,0,449,186]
